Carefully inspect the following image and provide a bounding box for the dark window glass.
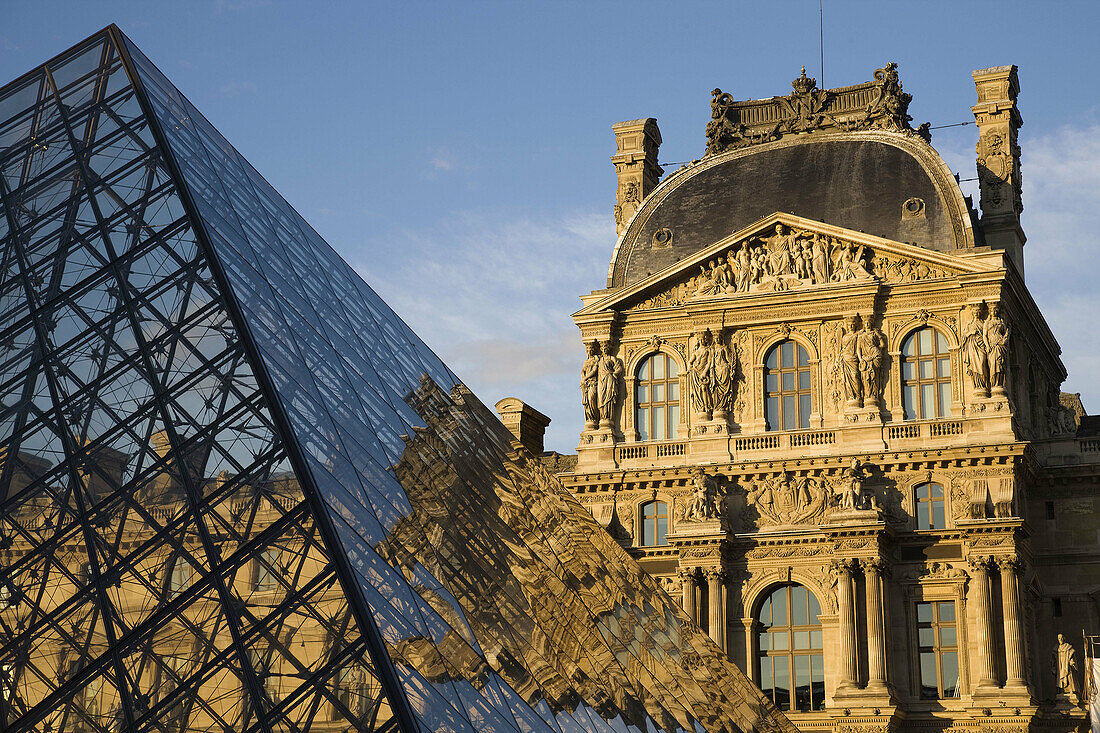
[915,482,947,530]
[640,501,668,547]
[757,584,824,711]
[763,341,811,431]
[635,353,680,441]
[916,601,959,698]
[901,328,952,420]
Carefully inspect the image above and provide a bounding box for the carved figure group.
[683,468,725,522]
[838,314,887,410]
[689,329,737,420]
[835,459,878,512]
[746,470,829,526]
[962,301,1011,399]
[581,340,625,431]
[690,226,875,298]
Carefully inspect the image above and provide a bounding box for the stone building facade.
[533,63,1098,733]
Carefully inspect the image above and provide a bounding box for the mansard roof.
[608,129,978,289]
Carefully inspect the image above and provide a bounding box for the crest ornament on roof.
[705,62,924,155]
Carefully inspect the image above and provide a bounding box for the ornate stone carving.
[689,329,715,418]
[581,339,600,429]
[835,459,879,511]
[962,301,991,398]
[705,63,916,156]
[681,468,726,523]
[613,181,641,233]
[985,302,1010,398]
[745,471,830,527]
[836,314,886,410]
[687,328,740,423]
[596,340,625,431]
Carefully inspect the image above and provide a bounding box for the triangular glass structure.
[0,26,794,733]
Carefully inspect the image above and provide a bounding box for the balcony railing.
[615,440,687,463]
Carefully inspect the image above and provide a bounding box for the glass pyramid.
[0,26,794,733]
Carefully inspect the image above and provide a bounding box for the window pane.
[792,586,808,624]
[799,370,810,390]
[637,408,649,441]
[916,484,929,500]
[772,631,789,650]
[932,503,945,530]
[783,396,797,430]
[797,345,808,366]
[759,632,771,651]
[919,328,932,354]
[794,631,810,649]
[760,656,773,695]
[653,356,664,379]
[809,630,822,648]
[782,342,793,368]
[783,372,795,391]
[941,651,959,697]
[919,652,938,698]
[902,336,915,357]
[794,654,810,710]
[917,602,933,623]
[920,359,933,379]
[669,381,679,399]
[918,627,935,647]
[653,407,665,440]
[766,373,778,392]
[637,385,648,403]
[938,382,951,417]
[938,357,951,378]
[938,601,955,622]
[656,516,667,546]
[773,656,789,709]
[799,395,811,427]
[669,404,679,431]
[653,384,664,402]
[760,597,772,626]
[902,361,914,380]
[767,348,778,369]
[772,589,787,625]
[936,330,949,353]
[939,626,956,647]
[903,386,917,420]
[767,397,779,430]
[639,359,649,380]
[917,501,930,529]
[642,520,653,546]
[667,359,678,378]
[921,384,934,417]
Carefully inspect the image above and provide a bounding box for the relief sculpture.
[581,339,626,432]
[688,328,739,423]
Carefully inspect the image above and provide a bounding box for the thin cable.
[819,0,825,88]
[929,121,973,130]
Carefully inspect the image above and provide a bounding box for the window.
[255,547,279,593]
[915,482,946,530]
[168,556,192,597]
[635,353,679,441]
[916,600,959,698]
[757,584,824,711]
[901,328,952,420]
[640,501,668,547]
[764,341,811,431]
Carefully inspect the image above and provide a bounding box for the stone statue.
[712,331,735,417]
[857,318,887,408]
[840,314,864,408]
[835,459,877,511]
[1053,633,1080,702]
[734,243,752,292]
[597,339,624,430]
[811,233,830,284]
[684,468,722,521]
[581,340,600,429]
[984,302,1010,397]
[766,224,794,276]
[962,302,990,398]
[690,329,715,418]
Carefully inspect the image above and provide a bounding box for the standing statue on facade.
[581,340,601,429]
[712,330,735,418]
[962,301,990,398]
[597,339,624,430]
[1053,633,1080,703]
[985,302,1010,397]
[684,467,723,521]
[690,329,715,418]
[840,314,864,408]
[858,318,888,408]
[835,459,877,511]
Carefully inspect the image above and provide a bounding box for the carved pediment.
[579,213,986,316]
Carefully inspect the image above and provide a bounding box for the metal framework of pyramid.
[0,26,794,733]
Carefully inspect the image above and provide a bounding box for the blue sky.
[4,1,1099,452]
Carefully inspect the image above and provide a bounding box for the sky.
[3,1,1099,453]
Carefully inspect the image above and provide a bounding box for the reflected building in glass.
[0,27,796,733]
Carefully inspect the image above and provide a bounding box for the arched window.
[901,328,952,420]
[915,482,946,530]
[757,584,824,712]
[635,353,679,441]
[764,341,811,431]
[640,500,668,547]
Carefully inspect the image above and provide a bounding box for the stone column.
[706,568,727,652]
[953,573,971,696]
[741,617,758,684]
[998,556,1028,690]
[679,566,698,624]
[862,558,888,693]
[968,555,999,689]
[832,559,859,691]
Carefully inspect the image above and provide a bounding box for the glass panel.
[919,627,935,647]
[920,359,933,379]
[932,502,945,530]
[772,588,788,625]
[669,381,678,399]
[793,654,810,710]
[642,518,654,547]
[916,484,929,500]
[766,348,777,369]
[938,601,955,622]
[917,602,933,623]
[783,396,797,430]
[782,372,795,391]
[794,631,810,649]
[653,383,664,402]
[917,500,930,529]
[939,626,956,647]
[636,407,649,441]
[799,370,810,390]
[919,328,932,354]
[760,596,773,626]
[921,384,934,417]
[936,330,949,353]
[638,358,649,380]
[766,397,779,430]
[637,385,648,403]
[903,386,917,420]
[902,361,915,380]
[919,652,938,698]
[938,382,952,417]
[667,358,678,378]
[772,656,789,710]
[759,656,773,694]
[792,586,808,624]
[799,395,811,428]
[797,345,808,366]
[653,406,665,440]
[772,631,789,650]
[656,515,667,546]
[902,335,915,357]
[808,592,821,620]
[669,404,679,431]
[938,357,951,378]
[941,651,959,697]
[781,342,793,368]
[766,373,778,392]
[759,632,771,651]
[809,630,822,648]
[653,355,664,379]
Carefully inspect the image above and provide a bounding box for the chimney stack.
[971,66,1024,275]
[611,119,662,236]
[495,398,551,456]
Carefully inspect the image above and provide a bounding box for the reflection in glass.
[757,584,824,711]
[764,341,811,431]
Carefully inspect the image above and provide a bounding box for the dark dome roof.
[609,131,974,288]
